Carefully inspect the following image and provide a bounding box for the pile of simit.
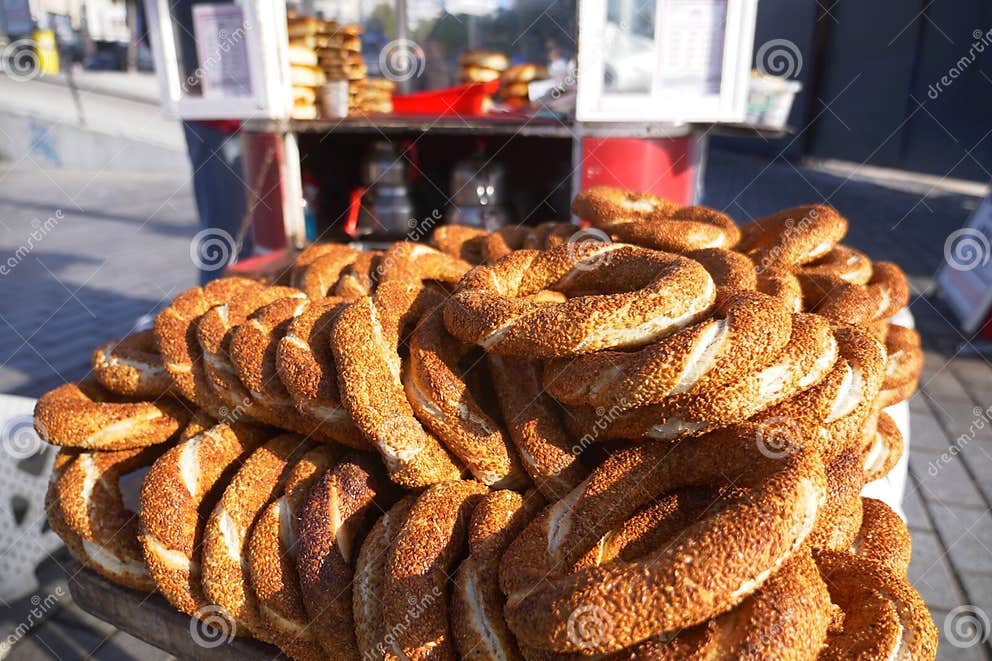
[37,186,936,660]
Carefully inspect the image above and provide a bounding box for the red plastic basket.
[391,80,500,116]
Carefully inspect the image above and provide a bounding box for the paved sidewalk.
[0,149,990,659]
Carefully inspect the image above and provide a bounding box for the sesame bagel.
[565,312,837,442]
[201,434,312,640]
[297,451,396,660]
[444,243,717,358]
[247,444,338,661]
[862,411,904,483]
[808,450,865,552]
[740,205,847,273]
[451,490,543,661]
[333,250,381,299]
[500,426,827,653]
[852,497,912,573]
[154,276,262,413]
[590,205,741,253]
[799,261,910,327]
[92,329,173,398]
[275,297,368,448]
[543,290,792,411]
[431,225,489,265]
[571,186,681,224]
[54,444,170,591]
[196,284,306,424]
[882,323,923,394]
[376,241,472,287]
[814,550,937,660]
[291,243,359,299]
[34,378,190,450]
[229,295,362,445]
[138,421,268,616]
[382,480,488,659]
[798,244,873,284]
[488,354,588,500]
[332,281,463,487]
[353,496,417,660]
[406,305,525,488]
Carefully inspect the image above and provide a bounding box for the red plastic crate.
[391,80,500,116]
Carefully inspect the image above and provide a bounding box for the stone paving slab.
[1,151,991,660]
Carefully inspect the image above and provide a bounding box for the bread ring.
[34,378,190,450]
[756,271,803,312]
[809,450,865,551]
[201,434,312,639]
[332,282,463,487]
[759,323,886,462]
[247,445,338,661]
[814,550,938,660]
[229,295,363,446]
[353,496,416,660]
[863,411,903,482]
[488,355,588,499]
[196,285,305,423]
[590,205,741,253]
[298,451,396,660]
[571,186,681,224]
[444,243,717,358]
[552,550,831,661]
[333,250,381,299]
[543,290,791,411]
[525,222,577,251]
[431,225,489,264]
[852,497,911,573]
[565,312,837,441]
[298,247,361,299]
[800,261,910,326]
[275,297,368,448]
[139,421,268,616]
[292,243,355,286]
[799,245,872,284]
[382,480,487,659]
[685,247,757,297]
[500,426,827,653]
[54,444,170,591]
[484,226,531,263]
[882,323,923,391]
[406,306,525,488]
[451,490,543,661]
[376,241,472,287]
[92,329,173,398]
[154,277,262,413]
[739,205,847,273]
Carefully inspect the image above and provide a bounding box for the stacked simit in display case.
[37,186,935,660]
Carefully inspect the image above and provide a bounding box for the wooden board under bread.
[67,559,284,660]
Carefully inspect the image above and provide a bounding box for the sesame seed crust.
[297,451,396,660]
[34,378,190,450]
[92,329,174,398]
[852,497,912,573]
[138,421,268,616]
